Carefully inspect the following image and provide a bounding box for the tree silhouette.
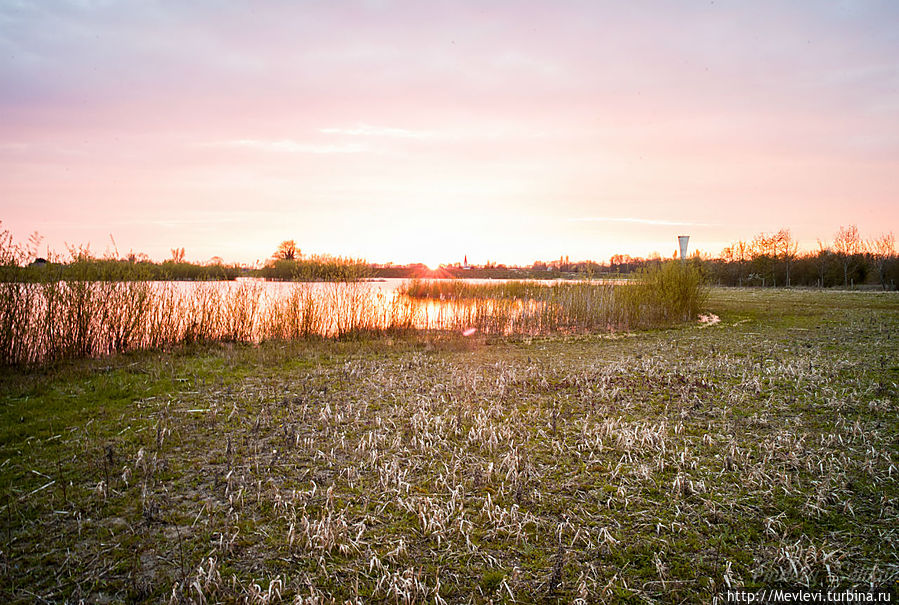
[775,228,798,287]
[814,240,832,288]
[833,225,863,287]
[274,240,299,261]
[750,232,779,286]
[870,232,895,290]
[170,247,185,263]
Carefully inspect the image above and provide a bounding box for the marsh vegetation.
[0,258,706,366]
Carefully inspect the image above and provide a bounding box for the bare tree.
[750,232,779,286]
[833,225,864,287]
[274,240,299,261]
[814,240,832,288]
[721,240,750,286]
[734,240,749,286]
[170,247,186,263]
[869,232,895,290]
[775,228,799,287]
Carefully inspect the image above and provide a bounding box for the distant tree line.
[584,226,896,290]
[706,226,896,289]
[0,226,241,282]
[4,226,895,289]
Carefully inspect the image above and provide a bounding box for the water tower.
[678,235,690,261]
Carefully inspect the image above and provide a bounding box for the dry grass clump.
[622,260,709,324]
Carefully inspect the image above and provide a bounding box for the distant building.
[678,236,690,260]
[29,258,48,268]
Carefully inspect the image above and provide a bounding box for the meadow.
[1,287,896,603]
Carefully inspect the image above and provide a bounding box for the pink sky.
[1,1,897,267]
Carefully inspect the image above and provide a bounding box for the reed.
[0,237,706,365]
[261,284,325,340]
[618,260,709,326]
[400,262,707,334]
[0,280,422,364]
[257,255,371,282]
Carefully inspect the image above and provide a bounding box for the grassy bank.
[1,288,897,602]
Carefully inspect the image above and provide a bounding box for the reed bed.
[0,281,405,365]
[402,261,707,334]
[0,262,706,366]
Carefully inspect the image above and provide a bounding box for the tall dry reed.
[400,263,707,335]
[0,258,706,366]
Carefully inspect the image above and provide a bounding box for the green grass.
[0,288,897,602]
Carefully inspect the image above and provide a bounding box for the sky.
[1,0,897,267]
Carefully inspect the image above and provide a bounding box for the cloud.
[216,139,367,153]
[569,216,713,227]
[319,124,436,139]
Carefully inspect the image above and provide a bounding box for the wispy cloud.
[569,216,713,227]
[319,124,435,139]
[216,139,367,153]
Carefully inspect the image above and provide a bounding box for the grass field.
[1,288,897,603]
